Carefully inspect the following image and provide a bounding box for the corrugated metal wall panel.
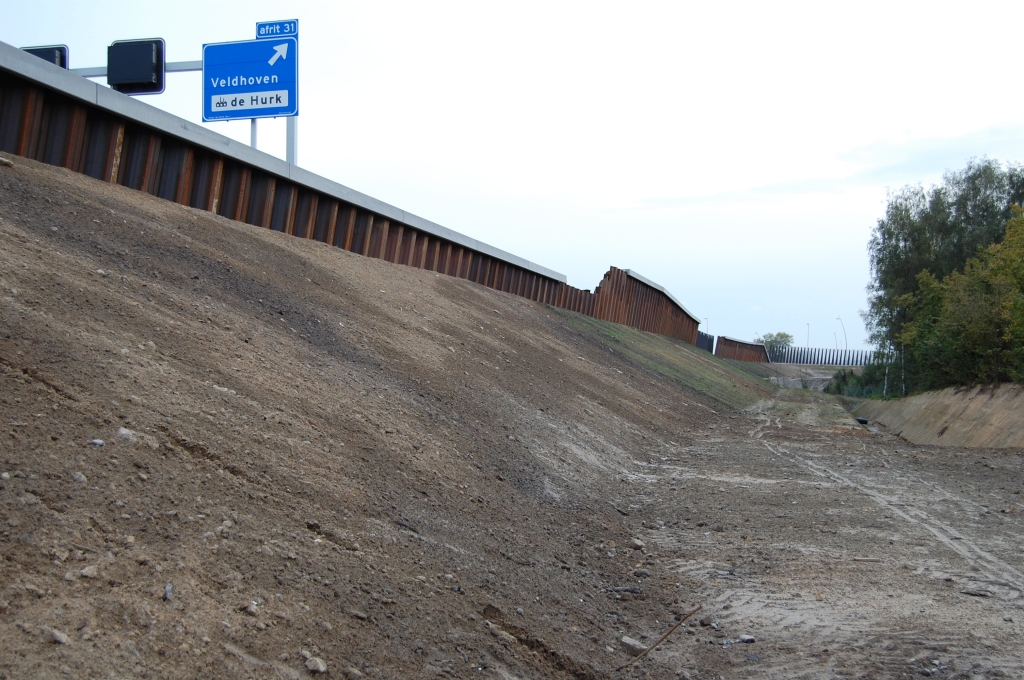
[714,337,770,362]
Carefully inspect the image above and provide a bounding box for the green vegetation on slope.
[825,364,889,399]
[549,308,777,410]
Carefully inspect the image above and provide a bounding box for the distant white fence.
[769,346,876,366]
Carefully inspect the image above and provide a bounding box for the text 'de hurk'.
[211,90,289,111]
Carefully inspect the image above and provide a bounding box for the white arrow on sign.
[268,43,289,66]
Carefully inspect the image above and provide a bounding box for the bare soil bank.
[1,154,1023,679]
[856,385,1024,449]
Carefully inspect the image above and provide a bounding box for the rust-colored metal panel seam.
[107,123,125,183]
[141,134,159,194]
[338,205,354,249]
[283,185,299,235]
[324,200,341,245]
[358,214,373,256]
[262,178,277,228]
[67,106,88,170]
[403,228,416,267]
[391,225,405,263]
[373,218,388,259]
[425,238,438,271]
[420,235,432,269]
[177,148,195,205]
[302,193,318,238]
[210,158,224,213]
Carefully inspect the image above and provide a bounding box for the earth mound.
[856,384,1024,448]
[3,154,1023,679]
[0,154,745,678]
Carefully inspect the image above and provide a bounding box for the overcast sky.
[7,1,1024,350]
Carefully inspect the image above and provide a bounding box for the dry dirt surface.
[1,154,1023,680]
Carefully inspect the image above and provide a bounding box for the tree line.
[853,158,1024,396]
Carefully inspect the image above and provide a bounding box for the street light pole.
[836,317,847,350]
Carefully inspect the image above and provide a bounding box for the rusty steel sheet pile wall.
[0,43,702,348]
[591,267,699,344]
[715,336,770,363]
[0,58,563,304]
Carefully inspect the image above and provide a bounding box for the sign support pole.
[250,119,257,149]
[286,116,297,165]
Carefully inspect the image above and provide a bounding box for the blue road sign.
[256,19,298,39]
[202,37,298,122]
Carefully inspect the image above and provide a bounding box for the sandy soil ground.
[1,154,1022,679]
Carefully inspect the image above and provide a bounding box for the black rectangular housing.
[107,38,165,95]
[21,45,69,68]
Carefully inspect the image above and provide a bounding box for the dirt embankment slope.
[0,153,772,678]
[856,385,1024,449]
[2,154,1024,680]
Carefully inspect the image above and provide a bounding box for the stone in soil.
[44,627,69,645]
[305,657,327,673]
[620,636,647,656]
